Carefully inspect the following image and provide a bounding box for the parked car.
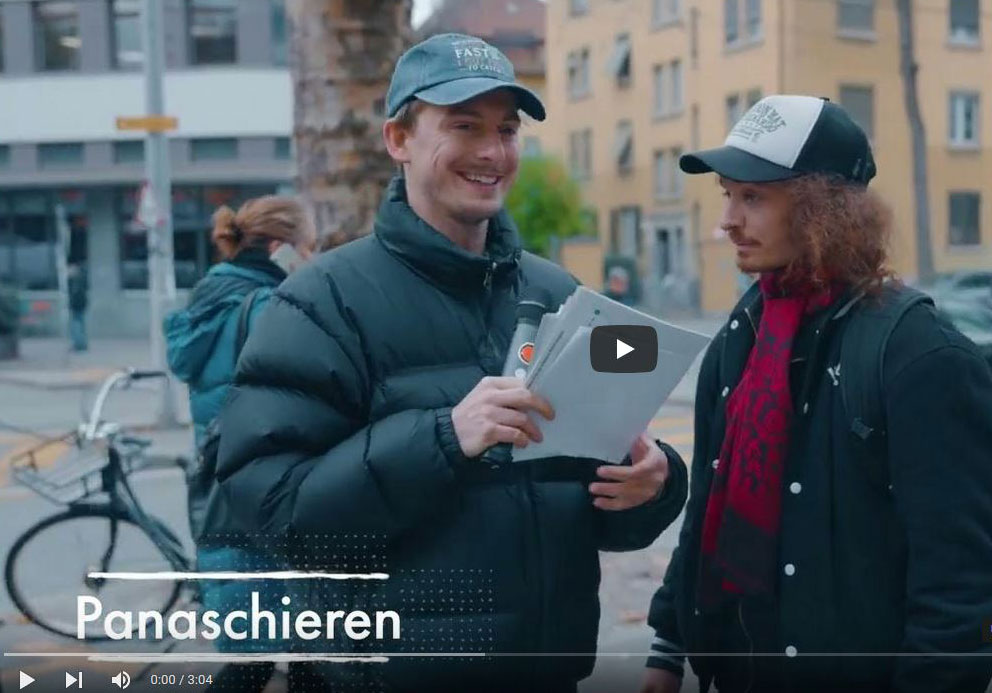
[921,270,992,305]
[938,296,992,368]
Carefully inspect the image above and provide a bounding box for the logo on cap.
[452,39,510,76]
[731,103,787,144]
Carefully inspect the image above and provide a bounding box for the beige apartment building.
[545,0,992,313]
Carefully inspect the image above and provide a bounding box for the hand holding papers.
[512,288,710,463]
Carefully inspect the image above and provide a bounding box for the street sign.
[115,115,178,132]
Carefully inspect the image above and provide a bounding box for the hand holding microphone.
[451,288,554,461]
[451,376,555,458]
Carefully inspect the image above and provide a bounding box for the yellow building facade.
[545,0,992,313]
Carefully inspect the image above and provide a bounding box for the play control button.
[19,671,35,689]
[590,325,658,373]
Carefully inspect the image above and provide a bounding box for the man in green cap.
[217,33,689,692]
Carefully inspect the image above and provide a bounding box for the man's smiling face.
[400,89,521,228]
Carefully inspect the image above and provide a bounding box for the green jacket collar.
[374,176,522,293]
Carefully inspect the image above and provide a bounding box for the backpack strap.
[234,288,264,364]
[839,284,934,469]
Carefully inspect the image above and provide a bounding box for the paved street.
[0,319,718,692]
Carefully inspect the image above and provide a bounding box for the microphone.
[480,287,553,466]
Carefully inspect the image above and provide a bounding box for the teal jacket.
[164,250,285,445]
[163,249,289,652]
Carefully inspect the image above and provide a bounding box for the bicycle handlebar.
[128,370,168,381]
[83,369,171,440]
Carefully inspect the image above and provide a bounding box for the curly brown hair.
[778,174,895,294]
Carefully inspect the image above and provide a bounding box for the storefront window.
[0,197,11,285]
[0,190,89,290]
[118,184,277,290]
[10,192,55,290]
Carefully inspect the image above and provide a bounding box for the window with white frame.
[948,192,981,246]
[653,64,666,116]
[724,0,739,44]
[726,93,743,132]
[949,91,980,147]
[840,84,875,141]
[745,0,762,38]
[569,129,592,179]
[112,0,143,69]
[611,206,642,257]
[567,48,591,99]
[837,0,875,34]
[615,120,634,174]
[654,148,684,201]
[653,0,682,26]
[654,151,669,201]
[187,0,238,65]
[34,1,81,71]
[570,0,589,16]
[670,59,684,113]
[691,104,700,150]
[671,147,684,198]
[690,7,699,66]
[608,33,632,87]
[949,0,980,44]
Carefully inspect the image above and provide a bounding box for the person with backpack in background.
[163,195,315,692]
[641,95,992,693]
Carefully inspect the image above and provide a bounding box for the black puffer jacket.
[217,177,688,691]
[647,282,992,693]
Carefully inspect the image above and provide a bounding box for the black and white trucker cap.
[680,95,877,186]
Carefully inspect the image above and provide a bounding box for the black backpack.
[186,288,263,543]
[838,284,934,491]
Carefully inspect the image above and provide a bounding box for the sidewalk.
[0,338,194,482]
[0,338,164,389]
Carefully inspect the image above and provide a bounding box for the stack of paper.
[513,287,710,463]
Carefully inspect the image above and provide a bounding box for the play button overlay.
[590,325,658,373]
[19,671,35,689]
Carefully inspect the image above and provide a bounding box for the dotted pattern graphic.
[188,532,497,691]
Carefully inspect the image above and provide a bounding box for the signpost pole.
[141,0,178,427]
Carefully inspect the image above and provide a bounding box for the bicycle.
[4,368,193,640]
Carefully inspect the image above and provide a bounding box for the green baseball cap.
[386,33,546,121]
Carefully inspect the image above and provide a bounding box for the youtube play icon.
[590,325,658,373]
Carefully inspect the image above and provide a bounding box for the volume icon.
[111,671,131,689]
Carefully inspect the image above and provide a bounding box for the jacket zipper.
[483,260,496,291]
[523,463,545,682]
[483,259,544,680]
[743,304,758,337]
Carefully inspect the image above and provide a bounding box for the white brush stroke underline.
[85,571,389,581]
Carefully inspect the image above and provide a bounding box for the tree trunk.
[895,0,935,283]
[288,0,412,244]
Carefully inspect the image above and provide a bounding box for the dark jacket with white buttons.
[647,282,992,693]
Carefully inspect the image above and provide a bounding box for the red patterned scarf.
[698,273,838,610]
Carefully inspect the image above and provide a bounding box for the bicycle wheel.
[5,507,183,640]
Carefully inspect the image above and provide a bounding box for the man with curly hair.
[641,95,992,693]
